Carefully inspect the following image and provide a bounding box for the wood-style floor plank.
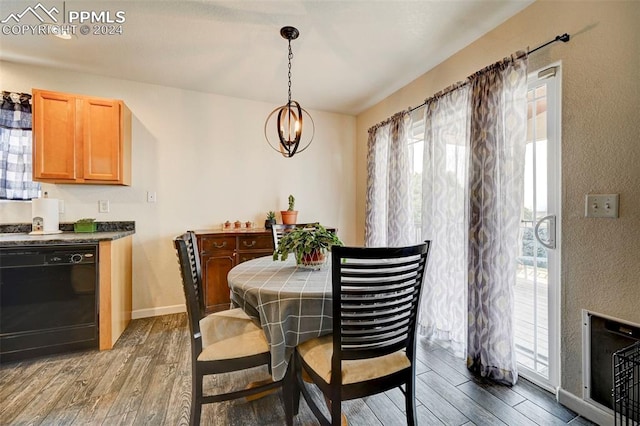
[1,358,72,423]
[418,371,505,426]
[415,347,470,387]
[71,392,119,425]
[414,373,470,425]
[512,377,579,422]
[469,375,527,407]
[0,313,598,426]
[513,400,570,426]
[456,381,538,426]
[132,362,177,424]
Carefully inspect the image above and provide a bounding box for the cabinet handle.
[242,241,257,248]
[212,241,227,249]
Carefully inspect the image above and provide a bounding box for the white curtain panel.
[365,111,413,247]
[418,87,470,357]
[365,53,527,385]
[466,53,528,385]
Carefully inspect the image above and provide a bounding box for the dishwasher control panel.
[0,246,97,267]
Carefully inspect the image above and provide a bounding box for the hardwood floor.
[0,313,598,425]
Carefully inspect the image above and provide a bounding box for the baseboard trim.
[558,388,613,426]
[132,304,185,319]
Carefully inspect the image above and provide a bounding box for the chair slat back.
[331,242,430,362]
[174,231,205,343]
[271,223,320,251]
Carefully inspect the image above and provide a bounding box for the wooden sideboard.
[194,229,274,313]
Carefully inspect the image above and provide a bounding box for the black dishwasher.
[0,244,99,362]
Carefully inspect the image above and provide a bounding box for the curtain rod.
[408,33,570,113]
[528,33,570,55]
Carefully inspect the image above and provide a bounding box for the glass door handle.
[535,215,556,249]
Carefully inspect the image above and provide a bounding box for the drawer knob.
[212,241,227,249]
[242,241,257,248]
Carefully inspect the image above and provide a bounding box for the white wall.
[1,61,357,317]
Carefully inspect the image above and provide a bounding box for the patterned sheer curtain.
[366,52,528,385]
[0,91,40,200]
[418,86,470,357]
[365,111,413,247]
[466,53,528,385]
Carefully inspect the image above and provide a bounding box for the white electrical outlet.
[585,194,619,218]
[147,191,157,203]
[98,200,110,213]
[58,199,65,213]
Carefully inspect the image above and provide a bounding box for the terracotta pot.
[281,210,298,225]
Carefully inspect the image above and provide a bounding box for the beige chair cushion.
[297,335,411,385]
[198,308,269,361]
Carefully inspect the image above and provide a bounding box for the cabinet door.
[32,90,77,180]
[199,235,237,313]
[81,98,122,182]
[201,254,235,312]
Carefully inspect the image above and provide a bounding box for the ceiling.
[0,1,534,115]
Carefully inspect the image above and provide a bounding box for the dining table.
[227,254,333,381]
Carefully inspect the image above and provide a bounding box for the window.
[0,91,41,200]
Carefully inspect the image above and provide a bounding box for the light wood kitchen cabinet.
[99,235,133,350]
[32,89,131,185]
[195,229,274,313]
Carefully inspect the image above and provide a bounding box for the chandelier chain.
[265,26,314,158]
[287,39,293,106]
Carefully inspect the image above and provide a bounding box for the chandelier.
[264,26,314,158]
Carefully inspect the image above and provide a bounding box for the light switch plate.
[147,191,157,203]
[98,200,110,213]
[585,194,619,218]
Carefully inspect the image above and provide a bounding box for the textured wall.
[1,62,357,317]
[356,0,640,402]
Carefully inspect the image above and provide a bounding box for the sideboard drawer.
[238,235,273,251]
[200,236,236,253]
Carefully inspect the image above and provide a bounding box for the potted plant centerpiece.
[280,194,298,225]
[273,223,343,269]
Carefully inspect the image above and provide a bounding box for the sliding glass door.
[514,65,561,391]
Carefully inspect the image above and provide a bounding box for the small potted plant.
[280,194,298,225]
[265,211,276,229]
[74,218,97,233]
[273,223,343,269]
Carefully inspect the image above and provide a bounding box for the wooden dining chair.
[174,231,282,425]
[270,223,319,251]
[287,242,431,426]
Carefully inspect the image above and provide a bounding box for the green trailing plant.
[273,223,343,264]
[75,218,95,224]
[287,194,295,211]
[74,218,97,233]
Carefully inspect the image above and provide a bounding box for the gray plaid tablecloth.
[227,255,333,381]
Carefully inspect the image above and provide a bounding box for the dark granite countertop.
[0,221,135,246]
